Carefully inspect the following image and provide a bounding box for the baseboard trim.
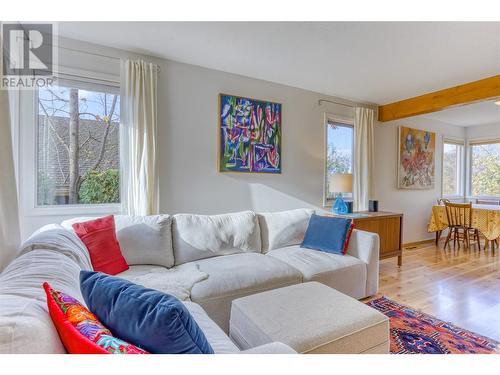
[403,238,435,249]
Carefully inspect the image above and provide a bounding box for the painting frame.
[218,93,282,174]
[397,126,436,190]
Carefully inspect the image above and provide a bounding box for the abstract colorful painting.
[398,126,435,189]
[219,94,281,173]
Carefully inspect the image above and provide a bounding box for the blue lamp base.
[332,194,348,214]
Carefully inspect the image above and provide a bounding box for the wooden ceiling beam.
[378,75,500,122]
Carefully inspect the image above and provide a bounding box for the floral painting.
[398,126,435,189]
[219,94,281,173]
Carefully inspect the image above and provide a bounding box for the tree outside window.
[442,141,463,197]
[37,80,120,206]
[325,121,353,202]
[470,142,500,197]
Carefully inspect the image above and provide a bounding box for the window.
[325,119,354,205]
[442,139,464,197]
[36,78,120,206]
[469,140,500,197]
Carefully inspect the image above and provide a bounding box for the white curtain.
[0,45,21,271]
[121,60,159,216]
[353,107,375,211]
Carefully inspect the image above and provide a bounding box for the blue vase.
[332,194,348,214]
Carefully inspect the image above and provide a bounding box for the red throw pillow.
[342,222,355,254]
[43,282,148,354]
[72,215,128,275]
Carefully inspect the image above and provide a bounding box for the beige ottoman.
[229,282,389,354]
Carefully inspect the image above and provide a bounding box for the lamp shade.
[329,173,352,194]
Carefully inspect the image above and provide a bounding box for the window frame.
[441,137,465,199]
[323,113,355,207]
[466,137,500,200]
[18,66,124,217]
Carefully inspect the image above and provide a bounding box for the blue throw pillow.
[301,214,352,255]
[79,271,214,354]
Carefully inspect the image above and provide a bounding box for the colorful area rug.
[366,296,500,354]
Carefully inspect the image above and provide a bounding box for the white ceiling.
[418,100,500,127]
[59,22,500,106]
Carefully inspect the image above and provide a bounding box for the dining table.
[428,204,500,246]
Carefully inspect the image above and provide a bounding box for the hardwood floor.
[378,241,500,341]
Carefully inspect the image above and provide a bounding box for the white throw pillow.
[61,215,174,268]
[60,217,98,231]
[172,211,261,265]
[258,209,314,253]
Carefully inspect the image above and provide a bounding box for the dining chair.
[434,199,451,244]
[443,202,481,250]
[437,198,450,205]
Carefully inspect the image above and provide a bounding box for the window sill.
[467,196,500,200]
[24,204,122,217]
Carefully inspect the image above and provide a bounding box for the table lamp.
[329,174,352,214]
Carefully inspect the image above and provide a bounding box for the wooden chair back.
[444,202,472,228]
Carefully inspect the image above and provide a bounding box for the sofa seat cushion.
[117,265,167,278]
[117,264,208,301]
[182,301,239,354]
[267,245,367,299]
[190,253,303,332]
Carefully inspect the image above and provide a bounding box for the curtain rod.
[318,99,357,108]
[58,45,161,72]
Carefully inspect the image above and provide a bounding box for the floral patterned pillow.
[43,282,148,354]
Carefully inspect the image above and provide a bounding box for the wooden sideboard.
[330,211,404,266]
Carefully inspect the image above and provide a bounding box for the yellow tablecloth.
[428,204,500,241]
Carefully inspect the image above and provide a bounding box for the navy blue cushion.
[79,271,214,354]
[300,214,352,255]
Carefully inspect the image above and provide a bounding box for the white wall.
[159,60,471,243]
[158,60,358,216]
[465,123,500,140]
[374,117,466,243]
[155,59,476,244]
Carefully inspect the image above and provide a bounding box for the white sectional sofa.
[0,209,380,354]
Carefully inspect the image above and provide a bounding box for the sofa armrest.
[346,229,379,296]
[240,342,297,354]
